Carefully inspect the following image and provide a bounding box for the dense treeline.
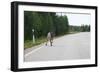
[69,25,90,32]
[81,25,90,32]
[24,11,90,42]
[24,11,69,41]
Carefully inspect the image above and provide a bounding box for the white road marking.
[24,32,90,61]
[25,45,44,57]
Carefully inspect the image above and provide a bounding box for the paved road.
[24,32,90,62]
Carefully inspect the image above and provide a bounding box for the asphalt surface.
[24,32,90,62]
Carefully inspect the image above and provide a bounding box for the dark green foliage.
[69,24,90,32]
[24,11,69,41]
[51,15,69,36]
[24,11,90,42]
[24,11,91,49]
[24,11,33,40]
[81,25,90,32]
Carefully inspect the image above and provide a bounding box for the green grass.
[24,37,47,49]
[24,32,80,49]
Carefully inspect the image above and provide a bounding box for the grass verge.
[24,32,80,49]
[24,37,47,49]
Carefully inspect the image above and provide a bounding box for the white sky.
[56,13,91,26]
